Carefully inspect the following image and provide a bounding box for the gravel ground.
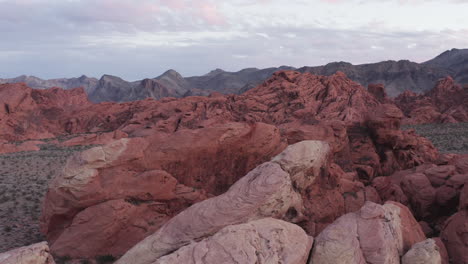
[403,122,468,154]
[0,144,92,253]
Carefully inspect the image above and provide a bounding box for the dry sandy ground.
[0,144,91,253]
[403,122,468,154]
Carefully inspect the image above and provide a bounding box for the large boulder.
[155,218,313,264]
[395,76,468,124]
[400,173,436,218]
[375,160,467,232]
[309,201,425,264]
[116,140,330,264]
[441,183,468,264]
[0,242,55,264]
[40,122,285,257]
[401,239,442,264]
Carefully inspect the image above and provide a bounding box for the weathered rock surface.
[16,71,435,258]
[374,156,468,235]
[309,201,425,264]
[441,183,468,264]
[116,140,328,264]
[154,218,313,264]
[395,76,468,124]
[402,239,442,264]
[41,123,284,257]
[0,242,55,264]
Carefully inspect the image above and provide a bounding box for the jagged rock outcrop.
[0,83,92,141]
[0,242,55,264]
[15,70,435,258]
[2,71,437,174]
[41,123,285,257]
[395,76,468,124]
[309,201,425,264]
[89,70,191,102]
[401,239,442,264]
[116,140,328,263]
[0,75,98,93]
[154,218,313,264]
[373,155,468,232]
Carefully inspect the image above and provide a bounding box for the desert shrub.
[55,256,72,264]
[96,254,116,264]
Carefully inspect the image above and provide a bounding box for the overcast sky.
[1,0,467,80]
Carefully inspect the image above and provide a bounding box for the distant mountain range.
[1,48,467,102]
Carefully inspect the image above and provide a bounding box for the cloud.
[0,0,467,79]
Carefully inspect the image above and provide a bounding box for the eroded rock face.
[402,239,442,264]
[1,72,437,178]
[154,218,313,264]
[41,122,284,257]
[0,242,55,264]
[395,76,468,124]
[309,201,425,264]
[441,183,468,264]
[374,158,468,235]
[32,71,439,258]
[116,140,329,264]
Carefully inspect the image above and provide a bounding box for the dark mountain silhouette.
[1,49,467,101]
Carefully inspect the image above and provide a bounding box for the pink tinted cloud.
[159,0,187,10]
[321,0,345,3]
[197,2,226,25]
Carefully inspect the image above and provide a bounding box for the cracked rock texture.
[402,239,442,264]
[0,242,55,264]
[309,201,425,264]
[116,140,328,264]
[155,218,313,264]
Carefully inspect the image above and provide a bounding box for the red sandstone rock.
[433,237,450,264]
[3,71,431,258]
[419,221,434,237]
[441,210,468,264]
[310,201,425,264]
[41,123,285,257]
[400,173,436,218]
[0,140,44,154]
[395,76,468,124]
[424,165,456,187]
[117,141,327,264]
[367,83,388,103]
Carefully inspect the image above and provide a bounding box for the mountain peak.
[204,68,225,76]
[157,69,183,80]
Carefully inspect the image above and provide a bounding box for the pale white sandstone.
[310,213,366,264]
[117,140,330,264]
[272,140,330,191]
[155,218,313,264]
[116,162,302,264]
[310,201,425,264]
[402,239,441,264]
[0,242,55,264]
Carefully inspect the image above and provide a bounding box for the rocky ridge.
[1,49,467,102]
[0,70,466,263]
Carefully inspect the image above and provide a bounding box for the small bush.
[55,256,72,264]
[96,254,116,264]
